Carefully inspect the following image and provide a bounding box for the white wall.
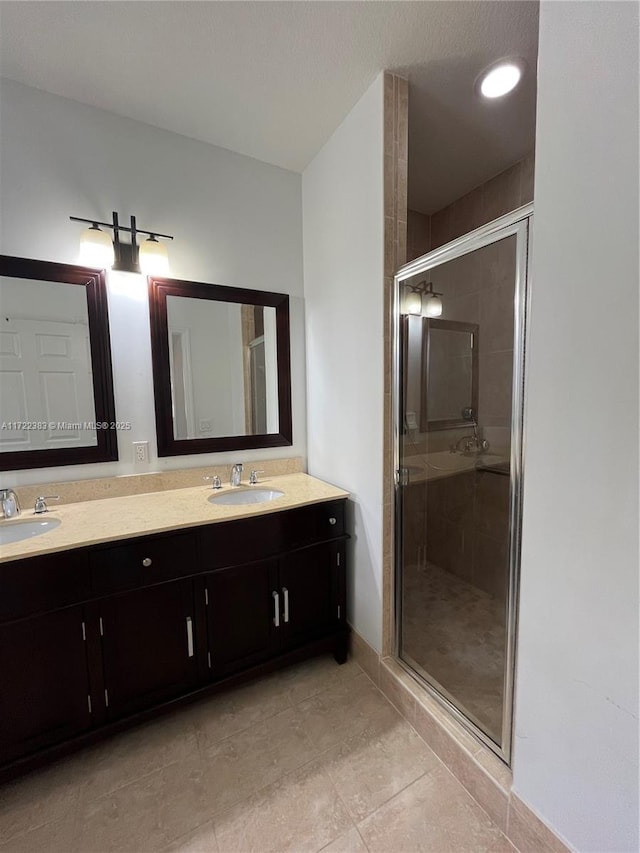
[514,3,639,851]
[0,79,305,485]
[302,74,385,651]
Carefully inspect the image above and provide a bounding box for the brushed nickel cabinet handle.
[282,587,289,623]
[186,617,194,657]
[328,517,337,525]
[142,557,152,567]
[272,590,280,628]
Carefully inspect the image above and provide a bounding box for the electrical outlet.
[133,441,149,465]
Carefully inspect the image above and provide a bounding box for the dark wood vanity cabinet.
[279,541,345,651]
[0,606,91,764]
[0,499,348,779]
[199,500,347,678]
[203,539,346,679]
[204,559,280,677]
[87,579,200,721]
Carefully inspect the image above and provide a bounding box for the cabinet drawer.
[90,531,197,594]
[0,550,90,623]
[278,500,345,551]
[198,499,346,570]
[198,515,281,570]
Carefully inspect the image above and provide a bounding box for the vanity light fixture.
[71,211,173,274]
[405,288,423,316]
[422,281,443,317]
[403,281,443,318]
[477,58,525,99]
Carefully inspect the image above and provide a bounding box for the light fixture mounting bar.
[71,211,173,274]
[69,215,174,241]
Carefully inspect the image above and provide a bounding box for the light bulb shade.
[139,237,169,275]
[405,290,422,316]
[79,226,114,268]
[423,293,443,318]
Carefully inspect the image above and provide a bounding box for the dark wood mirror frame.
[148,276,293,456]
[0,255,118,471]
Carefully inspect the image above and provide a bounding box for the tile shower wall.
[432,236,517,452]
[425,470,510,602]
[406,152,534,263]
[407,209,431,262]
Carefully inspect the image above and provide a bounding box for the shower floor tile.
[401,561,506,741]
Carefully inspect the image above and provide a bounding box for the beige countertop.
[402,450,510,484]
[0,473,350,564]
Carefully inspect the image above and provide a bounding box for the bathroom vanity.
[0,474,349,781]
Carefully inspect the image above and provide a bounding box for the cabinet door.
[96,579,198,720]
[279,542,341,650]
[205,559,279,677]
[0,606,91,764]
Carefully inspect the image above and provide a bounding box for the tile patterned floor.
[402,562,506,741]
[0,656,514,853]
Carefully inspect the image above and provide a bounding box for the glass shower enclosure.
[393,205,532,762]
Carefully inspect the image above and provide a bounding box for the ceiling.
[0,1,538,214]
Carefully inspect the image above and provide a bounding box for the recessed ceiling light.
[477,58,525,99]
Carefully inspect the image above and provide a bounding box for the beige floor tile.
[163,820,219,852]
[75,768,170,853]
[191,672,292,752]
[200,706,318,815]
[277,656,361,706]
[293,672,401,753]
[77,709,200,802]
[213,758,352,853]
[321,719,439,821]
[318,827,369,853]
[0,760,81,844]
[0,817,77,853]
[358,765,513,853]
[157,758,223,844]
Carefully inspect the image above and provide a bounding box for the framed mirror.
[421,318,479,430]
[148,276,292,456]
[0,255,118,470]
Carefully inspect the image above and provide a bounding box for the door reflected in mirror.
[0,256,117,470]
[149,277,292,456]
[1,277,97,451]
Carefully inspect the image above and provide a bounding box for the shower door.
[394,206,531,762]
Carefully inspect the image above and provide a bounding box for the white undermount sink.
[0,517,61,545]
[208,488,285,506]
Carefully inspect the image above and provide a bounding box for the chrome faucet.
[249,469,265,485]
[450,434,490,455]
[203,474,222,490]
[34,495,60,514]
[0,489,21,519]
[450,411,489,456]
[230,463,243,487]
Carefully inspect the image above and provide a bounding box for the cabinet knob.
[328,517,337,525]
[142,557,152,567]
